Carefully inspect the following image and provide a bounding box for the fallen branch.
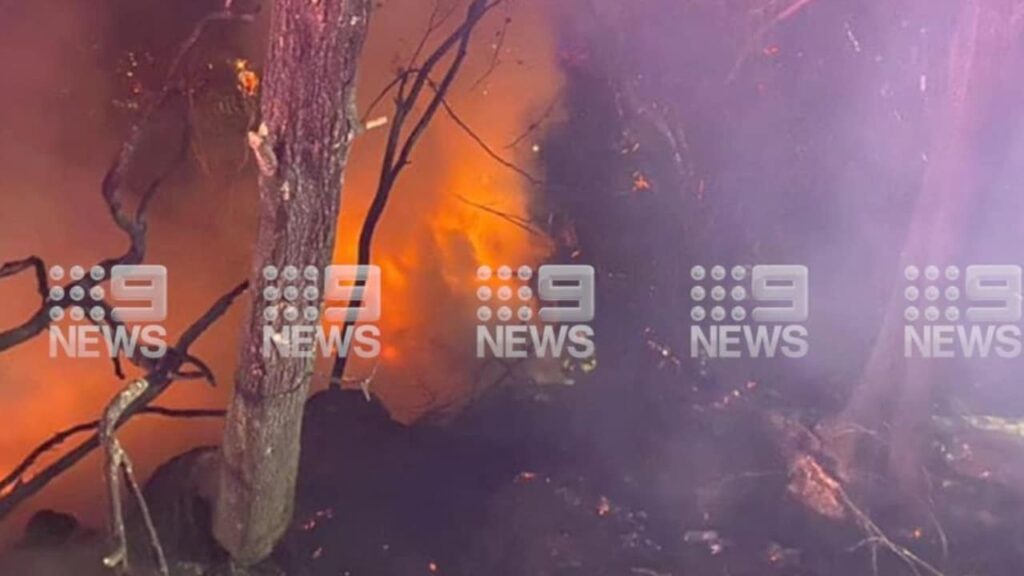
[841,486,946,576]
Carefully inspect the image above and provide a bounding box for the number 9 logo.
[111,265,168,323]
[537,265,595,323]
[751,265,808,323]
[966,265,1022,323]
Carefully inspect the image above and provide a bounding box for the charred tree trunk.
[213,0,371,565]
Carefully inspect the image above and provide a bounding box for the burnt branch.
[429,79,542,185]
[455,194,547,238]
[470,3,512,90]
[0,280,248,521]
[505,94,558,149]
[408,0,460,71]
[0,0,254,354]
[0,406,226,500]
[359,0,458,124]
[0,257,48,301]
[330,0,501,387]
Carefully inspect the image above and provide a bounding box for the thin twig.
[470,3,512,90]
[838,474,945,576]
[408,0,458,69]
[429,79,542,185]
[505,94,558,149]
[455,194,547,238]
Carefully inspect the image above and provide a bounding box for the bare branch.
[455,194,547,238]
[0,256,48,298]
[330,0,502,386]
[359,0,458,123]
[0,0,254,354]
[388,0,490,175]
[408,0,459,70]
[101,378,170,576]
[0,407,225,499]
[841,485,946,576]
[470,4,513,90]
[506,94,558,149]
[429,79,542,185]
[360,70,412,125]
[0,257,51,343]
[0,280,247,521]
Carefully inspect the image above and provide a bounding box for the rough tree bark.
[213,0,371,565]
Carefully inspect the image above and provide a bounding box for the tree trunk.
[213,0,371,565]
[830,0,1014,493]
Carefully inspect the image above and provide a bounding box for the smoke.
[543,0,1024,491]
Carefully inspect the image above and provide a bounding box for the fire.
[234,58,259,97]
[334,1,562,418]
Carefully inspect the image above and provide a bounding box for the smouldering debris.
[787,454,847,521]
[683,529,728,555]
[765,541,801,567]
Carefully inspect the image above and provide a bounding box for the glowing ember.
[234,58,259,97]
[515,471,538,483]
[632,171,652,192]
